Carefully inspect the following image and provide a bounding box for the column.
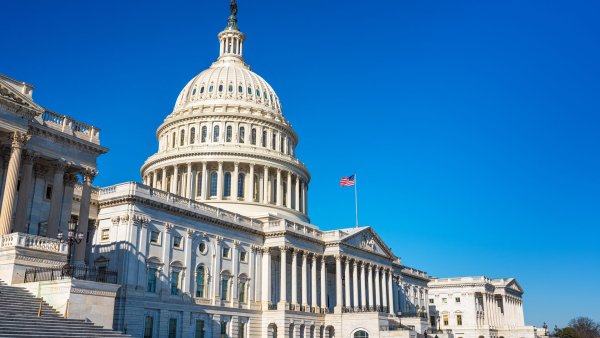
[46,160,67,238]
[335,255,343,313]
[231,240,239,307]
[276,169,282,206]
[387,270,394,315]
[247,246,255,308]
[261,248,271,308]
[161,224,172,295]
[360,262,366,309]
[294,176,300,211]
[344,257,351,308]
[212,236,222,305]
[367,264,374,310]
[74,168,97,263]
[291,249,298,306]
[186,163,193,198]
[201,162,208,200]
[247,163,255,202]
[232,162,239,200]
[278,246,287,307]
[262,166,268,204]
[183,230,194,294]
[286,171,292,208]
[381,269,388,311]
[302,182,308,214]
[375,266,381,310]
[301,251,308,308]
[0,132,29,234]
[172,165,179,194]
[320,257,326,309]
[14,151,35,233]
[311,254,317,308]
[217,161,223,200]
[352,260,359,310]
[136,221,149,288]
[161,168,167,191]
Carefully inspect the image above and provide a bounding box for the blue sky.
[3,0,599,328]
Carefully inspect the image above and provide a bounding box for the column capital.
[186,229,195,238]
[23,150,38,164]
[33,163,48,177]
[52,159,69,172]
[10,131,30,149]
[278,245,288,252]
[311,254,318,262]
[215,235,224,243]
[233,240,240,248]
[164,223,173,233]
[234,162,239,168]
[82,167,98,183]
[64,173,78,187]
[334,254,342,261]
[276,168,282,174]
[262,247,271,255]
[302,250,309,258]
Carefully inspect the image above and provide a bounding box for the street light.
[57,220,84,270]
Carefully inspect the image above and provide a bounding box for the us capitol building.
[0,2,550,338]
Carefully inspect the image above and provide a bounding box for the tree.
[555,327,580,338]
[568,317,600,338]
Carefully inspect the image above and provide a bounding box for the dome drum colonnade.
[140,9,310,221]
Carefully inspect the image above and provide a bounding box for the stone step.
[0,325,124,334]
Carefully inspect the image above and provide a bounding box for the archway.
[325,325,335,338]
[268,323,277,338]
[352,329,369,338]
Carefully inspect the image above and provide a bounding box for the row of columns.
[482,293,524,328]
[143,162,308,214]
[259,247,396,315]
[0,131,96,263]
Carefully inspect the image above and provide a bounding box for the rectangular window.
[222,247,231,259]
[168,318,177,338]
[457,314,463,326]
[45,184,53,200]
[171,271,180,295]
[143,316,154,338]
[429,298,434,304]
[443,314,449,326]
[455,297,461,303]
[238,321,246,338]
[173,235,183,249]
[150,231,160,244]
[195,319,205,338]
[220,321,228,338]
[100,229,110,241]
[221,279,229,301]
[240,251,247,263]
[442,297,447,304]
[147,268,157,292]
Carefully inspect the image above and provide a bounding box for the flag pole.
[354,173,359,228]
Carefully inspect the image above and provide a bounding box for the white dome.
[174,59,283,116]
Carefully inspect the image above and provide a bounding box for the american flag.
[340,174,355,187]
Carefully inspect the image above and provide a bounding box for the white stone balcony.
[0,232,67,255]
[40,110,101,145]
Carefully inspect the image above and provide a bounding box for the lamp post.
[57,220,84,270]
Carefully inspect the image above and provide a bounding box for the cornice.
[29,123,108,156]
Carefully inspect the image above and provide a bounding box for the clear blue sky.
[4,0,599,328]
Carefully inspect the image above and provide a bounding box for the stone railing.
[0,232,67,255]
[98,182,264,231]
[41,110,100,145]
[401,266,429,279]
[266,218,322,239]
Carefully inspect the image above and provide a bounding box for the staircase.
[0,279,129,337]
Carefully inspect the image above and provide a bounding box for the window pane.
[210,173,218,197]
[224,173,231,197]
[213,126,220,142]
[168,318,177,338]
[196,266,205,298]
[237,174,245,198]
[195,320,205,338]
[144,316,154,338]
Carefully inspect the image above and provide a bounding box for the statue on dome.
[230,0,238,17]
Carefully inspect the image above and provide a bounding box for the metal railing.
[23,265,118,284]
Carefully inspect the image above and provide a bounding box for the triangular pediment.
[506,279,523,294]
[341,227,395,259]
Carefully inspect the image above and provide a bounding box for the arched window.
[224,172,231,197]
[239,127,245,143]
[353,330,369,338]
[238,280,247,303]
[226,126,232,142]
[209,85,213,92]
[272,133,277,150]
[247,87,252,95]
[210,172,218,197]
[257,89,261,97]
[172,132,176,148]
[192,88,196,95]
[262,129,267,147]
[201,126,207,143]
[180,130,185,146]
[238,85,243,93]
[196,173,202,197]
[238,173,245,198]
[228,84,233,92]
[196,265,205,297]
[218,84,223,92]
[221,274,230,301]
[189,128,195,144]
[251,128,257,145]
[213,125,220,142]
[253,175,259,201]
[280,135,285,152]
[271,177,277,204]
[200,86,205,94]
